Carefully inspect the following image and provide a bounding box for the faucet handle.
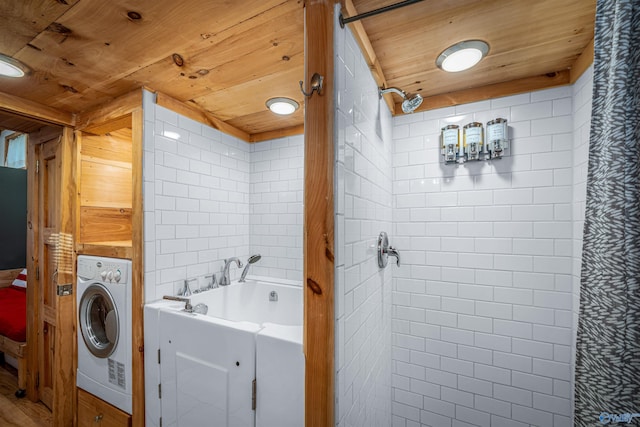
[205,273,218,289]
[182,278,196,296]
[388,246,401,267]
[163,295,193,312]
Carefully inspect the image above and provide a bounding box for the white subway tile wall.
[571,66,593,410]
[391,66,593,427]
[335,12,393,427]
[142,90,304,302]
[250,136,304,281]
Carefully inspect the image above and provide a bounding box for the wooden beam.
[0,91,74,127]
[75,89,142,132]
[249,124,305,143]
[131,108,145,427]
[155,91,251,142]
[570,38,594,84]
[74,243,133,260]
[304,1,335,427]
[341,0,394,113]
[400,70,571,115]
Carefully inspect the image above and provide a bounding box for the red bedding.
[0,286,27,342]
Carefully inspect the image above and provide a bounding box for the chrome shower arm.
[379,87,407,99]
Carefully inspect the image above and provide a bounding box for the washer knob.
[114,269,122,282]
[100,271,108,281]
[107,270,114,282]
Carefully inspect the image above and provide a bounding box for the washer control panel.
[77,256,130,285]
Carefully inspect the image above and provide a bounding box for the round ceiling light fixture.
[436,40,490,73]
[0,54,30,78]
[266,97,299,115]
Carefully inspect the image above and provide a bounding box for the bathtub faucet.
[220,257,243,286]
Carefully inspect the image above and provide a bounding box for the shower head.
[401,93,423,114]
[379,87,423,114]
[247,254,262,264]
[239,254,262,282]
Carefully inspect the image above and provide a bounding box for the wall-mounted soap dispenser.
[441,124,460,164]
[463,122,484,161]
[486,118,509,159]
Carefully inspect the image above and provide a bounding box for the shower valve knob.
[377,231,401,269]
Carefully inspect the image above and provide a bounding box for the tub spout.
[220,257,243,286]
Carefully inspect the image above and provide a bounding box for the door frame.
[1,93,75,426]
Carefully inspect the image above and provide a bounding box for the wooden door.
[27,127,75,426]
[36,135,61,409]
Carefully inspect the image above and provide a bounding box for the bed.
[0,268,27,398]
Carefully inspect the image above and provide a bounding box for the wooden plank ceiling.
[0,0,595,138]
[351,0,596,113]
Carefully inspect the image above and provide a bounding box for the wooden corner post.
[304,1,335,426]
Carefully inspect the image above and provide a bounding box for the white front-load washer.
[77,255,132,414]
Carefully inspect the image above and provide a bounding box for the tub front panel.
[256,324,304,427]
[159,309,260,427]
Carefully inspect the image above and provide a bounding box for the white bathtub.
[144,277,304,427]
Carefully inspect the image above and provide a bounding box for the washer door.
[79,283,119,358]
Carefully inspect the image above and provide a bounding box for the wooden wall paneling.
[78,127,133,245]
[82,133,133,164]
[304,1,335,426]
[79,161,133,209]
[130,108,144,427]
[52,126,76,426]
[79,207,132,243]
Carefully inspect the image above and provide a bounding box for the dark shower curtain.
[574,0,640,425]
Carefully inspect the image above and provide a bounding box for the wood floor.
[0,362,52,427]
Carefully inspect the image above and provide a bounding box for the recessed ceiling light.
[436,40,489,73]
[266,97,299,115]
[0,54,30,78]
